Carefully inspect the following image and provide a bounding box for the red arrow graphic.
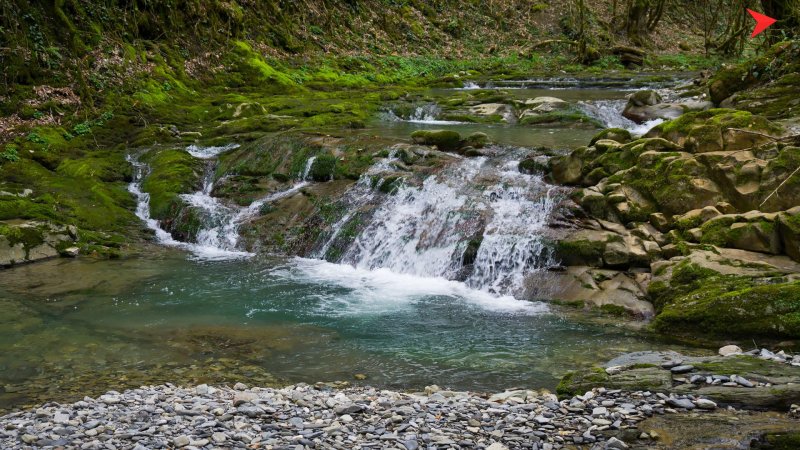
[747,9,777,38]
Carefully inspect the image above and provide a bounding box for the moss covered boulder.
[646,109,782,154]
[410,130,464,152]
[649,252,800,339]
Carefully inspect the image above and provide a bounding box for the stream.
[0,77,711,411]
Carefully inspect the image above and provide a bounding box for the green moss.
[410,129,463,152]
[309,153,337,182]
[556,372,576,397]
[140,149,203,220]
[652,277,800,338]
[590,128,632,145]
[520,110,601,128]
[519,159,548,175]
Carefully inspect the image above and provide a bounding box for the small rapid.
[128,147,316,261]
[578,99,664,136]
[314,147,565,298]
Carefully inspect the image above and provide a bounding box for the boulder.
[718,345,743,356]
[0,236,26,266]
[410,130,463,152]
[549,151,585,185]
[469,103,513,122]
[546,266,654,318]
[777,207,800,262]
[590,128,633,146]
[624,103,684,124]
[646,110,782,154]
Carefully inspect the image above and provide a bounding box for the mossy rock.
[519,158,548,175]
[652,275,800,339]
[647,109,782,153]
[410,130,463,152]
[309,153,337,182]
[590,128,632,146]
[140,149,204,221]
[463,132,488,149]
[557,366,671,399]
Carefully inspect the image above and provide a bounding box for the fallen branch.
[760,164,800,208]
[531,39,577,49]
[727,128,800,143]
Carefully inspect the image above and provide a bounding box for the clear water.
[0,254,699,411]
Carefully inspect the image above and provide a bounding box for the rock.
[99,394,121,404]
[649,213,670,233]
[212,432,226,443]
[670,365,695,374]
[606,436,629,449]
[61,246,80,257]
[590,128,633,145]
[233,382,248,390]
[695,399,717,410]
[667,398,696,410]
[464,132,488,149]
[486,443,509,450]
[719,345,743,356]
[173,435,191,447]
[0,236,27,266]
[624,103,685,124]
[334,403,365,415]
[470,103,512,118]
[628,90,662,107]
[410,129,463,152]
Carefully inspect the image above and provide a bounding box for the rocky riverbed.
[2,380,793,450]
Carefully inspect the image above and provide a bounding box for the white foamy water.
[282,257,547,316]
[457,81,481,90]
[315,149,563,297]
[383,104,465,125]
[126,155,252,261]
[578,99,664,136]
[465,160,557,294]
[129,147,317,261]
[186,143,240,159]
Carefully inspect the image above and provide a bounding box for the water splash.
[129,147,316,261]
[316,148,563,297]
[186,143,240,159]
[382,104,465,125]
[283,257,547,316]
[578,100,664,136]
[457,81,481,90]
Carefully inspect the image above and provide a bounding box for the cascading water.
[577,99,664,136]
[382,103,465,125]
[314,148,564,297]
[126,155,183,247]
[129,146,316,260]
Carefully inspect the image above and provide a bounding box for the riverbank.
[2,381,796,450]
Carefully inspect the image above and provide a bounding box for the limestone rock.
[719,345,743,356]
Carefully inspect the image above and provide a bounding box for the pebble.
[718,345,743,356]
[670,365,695,374]
[695,399,717,410]
[0,383,729,450]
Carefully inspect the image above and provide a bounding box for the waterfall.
[381,103,465,125]
[126,155,184,247]
[315,148,563,297]
[129,147,316,261]
[577,99,664,136]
